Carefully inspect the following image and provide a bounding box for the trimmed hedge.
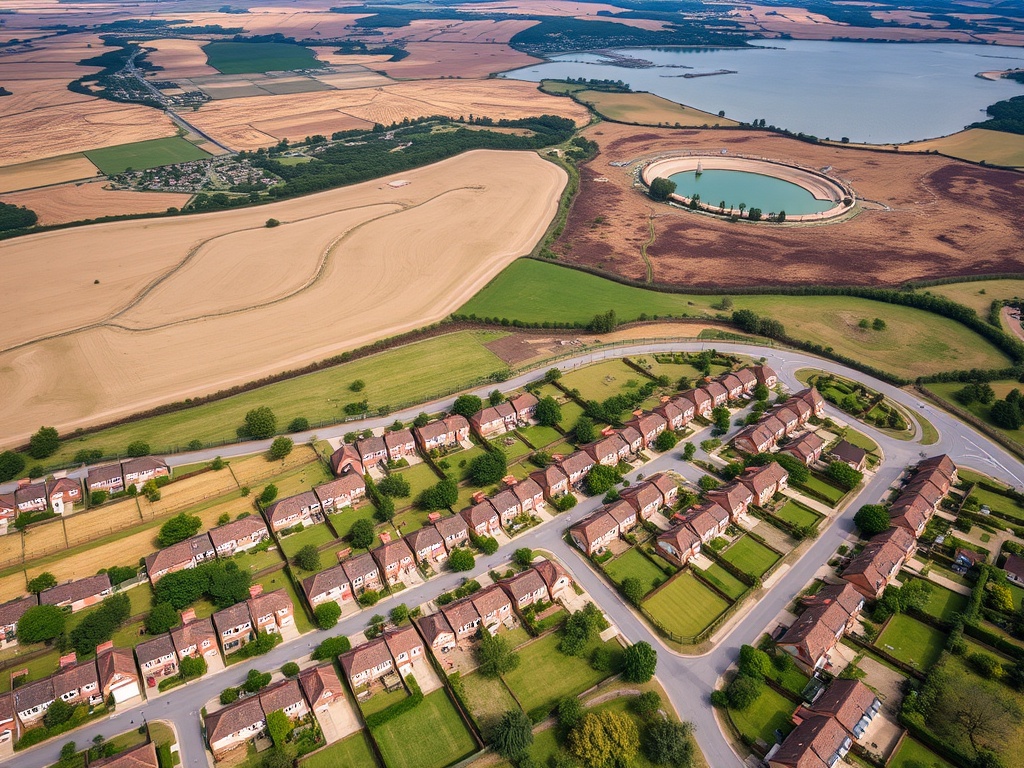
[364,674,423,727]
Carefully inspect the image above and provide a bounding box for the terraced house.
[263,491,321,532]
[144,533,215,585]
[40,574,112,613]
[777,583,864,673]
[313,474,366,512]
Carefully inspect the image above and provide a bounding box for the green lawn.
[518,425,563,449]
[839,427,880,454]
[501,632,619,715]
[0,647,61,692]
[84,137,212,175]
[27,331,507,470]
[495,434,533,462]
[559,401,585,429]
[641,572,730,640]
[876,614,946,670]
[560,359,648,402]
[301,732,379,768]
[370,690,476,768]
[908,578,969,622]
[773,500,822,529]
[279,522,338,560]
[728,684,795,745]
[719,537,780,578]
[460,260,1011,379]
[928,279,1024,317]
[361,685,409,716]
[888,736,957,768]
[459,672,520,738]
[448,446,490,483]
[392,462,442,508]
[697,564,748,600]
[602,548,667,593]
[795,474,847,506]
[203,41,324,74]
[927,382,1024,453]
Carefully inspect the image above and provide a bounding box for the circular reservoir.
[642,155,854,222]
[667,168,834,216]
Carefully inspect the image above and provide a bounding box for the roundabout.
[643,154,855,222]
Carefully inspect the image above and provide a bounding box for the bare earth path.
[0,150,567,441]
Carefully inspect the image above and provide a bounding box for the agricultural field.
[559,86,739,128]
[719,537,780,578]
[203,42,324,75]
[1,182,194,226]
[83,138,213,176]
[0,154,99,194]
[370,689,476,768]
[461,260,1011,380]
[0,151,566,445]
[602,548,667,593]
[904,128,1024,168]
[501,632,619,714]
[697,564,748,600]
[926,278,1024,317]
[876,614,946,670]
[301,732,379,768]
[641,572,731,640]
[65,499,143,546]
[773,500,822,529]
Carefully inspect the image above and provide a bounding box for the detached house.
[121,457,170,488]
[501,568,549,608]
[205,680,306,759]
[355,436,389,467]
[656,525,702,567]
[618,426,644,455]
[263,491,321,532]
[471,403,516,438]
[648,473,679,509]
[46,477,82,515]
[530,465,569,501]
[419,613,456,653]
[702,380,729,408]
[171,611,219,664]
[247,587,293,635]
[917,454,957,485]
[734,367,758,394]
[303,564,353,608]
[342,553,380,595]
[213,602,254,655]
[86,464,124,494]
[91,742,158,768]
[720,373,745,400]
[654,399,686,431]
[831,440,867,471]
[405,526,446,565]
[777,583,864,672]
[313,474,366,512]
[0,596,36,645]
[136,635,178,685]
[569,510,619,556]
[434,514,470,551]
[733,424,777,455]
[40,574,112,613]
[460,501,500,537]
[209,516,269,558]
[739,462,789,506]
[511,392,539,422]
[384,429,417,462]
[145,533,215,585]
[372,539,415,585]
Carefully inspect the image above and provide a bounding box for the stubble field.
[0,182,194,226]
[550,122,1024,287]
[0,149,567,443]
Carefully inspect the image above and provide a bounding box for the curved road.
[9,342,1024,768]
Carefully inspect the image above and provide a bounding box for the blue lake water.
[502,40,1024,143]
[667,169,834,215]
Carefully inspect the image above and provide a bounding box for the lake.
[502,40,1024,143]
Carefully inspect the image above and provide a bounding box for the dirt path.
[1002,306,1024,343]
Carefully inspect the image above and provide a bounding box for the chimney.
[379,531,392,544]
[632,409,643,417]
[471,491,486,504]
[17,478,29,488]
[96,640,114,655]
[59,652,77,669]
[501,475,516,487]
[427,513,441,523]
[181,608,196,624]
[336,548,351,562]
[600,426,615,437]
[248,584,263,599]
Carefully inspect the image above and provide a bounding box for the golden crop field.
[903,128,1024,168]
[64,499,143,547]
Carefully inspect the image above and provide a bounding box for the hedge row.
[364,675,423,728]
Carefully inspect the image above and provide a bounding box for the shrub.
[220,687,239,705]
[654,430,679,452]
[585,465,622,496]
[825,461,862,491]
[259,484,278,505]
[491,709,534,760]
[288,417,310,433]
[179,655,206,679]
[157,513,203,548]
[473,534,499,555]
[514,548,533,568]
[358,590,380,607]
[648,177,676,201]
[293,544,321,572]
[449,548,475,571]
[145,602,181,635]
[282,662,300,678]
[44,699,74,728]
[28,426,60,459]
[726,675,762,710]
[265,218,280,227]
[69,592,130,655]
[621,577,645,608]
[312,635,351,660]
[968,651,1003,679]
[268,437,293,460]
[242,669,272,693]
[469,451,507,485]
[0,451,26,482]
[631,691,661,718]
[314,602,341,630]
[738,645,773,680]
[348,518,375,549]
[125,441,150,457]
[477,631,521,677]
[553,493,577,511]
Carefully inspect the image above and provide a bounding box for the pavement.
[8,341,1024,768]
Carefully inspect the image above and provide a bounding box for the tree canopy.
[568,710,640,768]
[476,631,521,677]
[451,395,483,418]
[648,177,677,202]
[854,504,890,536]
[242,407,277,439]
[535,396,562,427]
[622,641,657,683]
[157,512,203,548]
[491,709,534,760]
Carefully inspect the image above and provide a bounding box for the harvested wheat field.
[136,470,242,520]
[550,123,1024,288]
[903,128,1024,168]
[0,154,99,194]
[0,182,193,225]
[229,446,319,487]
[187,79,588,150]
[23,525,159,587]
[0,572,27,604]
[311,47,393,67]
[64,500,144,547]
[142,38,220,79]
[569,90,738,128]
[0,149,567,442]
[375,42,541,79]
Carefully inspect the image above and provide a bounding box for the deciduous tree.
[568,710,639,768]
[28,426,60,459]
[491,709,534,760]
[157,512,202,547]
[241,407,277,440]
[268,437,293,460]
[16,604,66,643]
[535,396,562,427]
[451,395,483,418]
[477,631,520,677]
[314,602,341,630]
[854,504,890,536]
[622,641,657,683]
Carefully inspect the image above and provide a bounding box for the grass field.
[460,260,1011,379]
[301,732,378,768]
[928,380,1024,450]
[501,632,618,714]
[728,683,795,745]
[697,564,748,600]
[877,614,945,670]
[560,359,647,402]
[370,689,476,768]
[926,278,1024,317]
[35,332,506,468]
[773,500,822,529]
[642,572,730,640]
[719,537,780,578]
[887,736,956,768]
[279,522,338,559]
[908,577,969,622]
[570,89,739,128]
[795,474,847,506]
[518,425,563,449]
[904,127,1024,168]
[459,672,519,738]
[602,548,666,593]
[203,42,324,74]
[84,137,212,175]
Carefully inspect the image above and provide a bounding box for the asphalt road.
[9,342,1024,768]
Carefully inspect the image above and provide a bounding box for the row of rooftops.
[569,473,680,552]
[0,574,114,638]
[470,393,539,431]
[732,388,826,454]
[263,472,366,530]
[0,476,82,518]
[777,582,865,671]
[144,515,271,581]
[85,457,170,490]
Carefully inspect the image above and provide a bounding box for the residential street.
[8,342,1024,768]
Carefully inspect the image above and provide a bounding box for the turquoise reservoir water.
[667,169,834,215]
